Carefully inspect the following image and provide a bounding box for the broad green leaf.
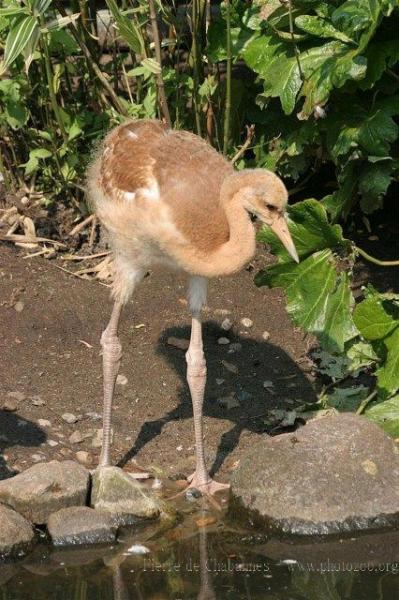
[257,199,350,262]
[357,109,398,156]
[105,0,144,55]
[30,148,52,159]
[326,386,369,412]
[358,162,392,213]
[376,327,399,397]
[360,39,399,89]
[322,162,358,222]
[353,296,399,340]
[331,0,380,48]
[256,248,337,333]
[319,272,358,352]
[365,395,399,437]
[0,15,39,75]
[346,340,379,371]
[295,15,354,43]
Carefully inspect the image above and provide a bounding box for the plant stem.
[40,26,67,141]
[287,0,304,81]
[356,390,378,415]
[355,246,399,267]
[55,1,128,116]
[191,0,205,136]
[223,0,232,155]
[148,0,172,127]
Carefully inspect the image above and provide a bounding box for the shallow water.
[1,508,399,600]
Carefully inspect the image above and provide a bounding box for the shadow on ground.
[119,320,317,476]
[0,411,46,480]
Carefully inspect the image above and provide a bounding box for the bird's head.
[222,169,299,263]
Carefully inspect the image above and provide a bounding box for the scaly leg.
[185,278,229,495]
[99,300,123,467]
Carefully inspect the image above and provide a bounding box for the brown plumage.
[87,119,298,496]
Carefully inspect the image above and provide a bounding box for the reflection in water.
[0,518,399,599]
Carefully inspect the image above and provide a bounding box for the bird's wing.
[99,120,233,252]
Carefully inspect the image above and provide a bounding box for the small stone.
[215,378,225,386]
[221,318,233,331]
[86,411,102,420]
[59,448,72,457]
[262,331,271,341]
[7,391,25,402]
[2,399,18,412]
[69,430,85,444]
[218,337,230,345]
[14,301,24,313]
[116,374,128,385]
[75,451,91,465]
[37,419,51,428]
[62,413,77,424]
[0,460,90,524]
[31,454,45,462]
[167,337,190,351]
[92,428,113,448]
[240,317,253,328]
[91,466,161,520]
[48,506,117,546]
[263,380,274,389]
[31,396,45,406]
[222,360,238,374]
[47,440,59,447]
[0,504,35,558]
[228,343,242,354]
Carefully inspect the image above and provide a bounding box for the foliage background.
[1,0,399,432]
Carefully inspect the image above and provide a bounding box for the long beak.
[270,215,299,263]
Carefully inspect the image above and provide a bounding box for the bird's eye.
[266,203,276,211]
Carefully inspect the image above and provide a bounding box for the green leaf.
[33,0,52,15]
[295,15,354,43]
[256,248,336,332]
[141,57,161,74]
[326,386,369,411]
[353,296,399,340]
[43,13,80,32]
[257,199,350,263]
[105,0,144,55]
[0,7,28,17]
[365,395,399,437]
[0,15,39,75]
[319,272,358,352]
[376,327,399,397]
[322,162,358,221]
[30,148,52,159]
[357,109,398,156]
[360,39,399,89]
[358,162,392,214]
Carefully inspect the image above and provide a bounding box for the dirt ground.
[0,244,316,483]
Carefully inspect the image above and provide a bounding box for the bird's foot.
[186,472,230,496]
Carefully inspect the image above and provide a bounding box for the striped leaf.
[33,0,53,15]
[106,0,145,55]
[0,15,39,74]
[0,8,28,17]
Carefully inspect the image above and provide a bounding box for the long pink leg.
[99,300,123,467]
[185,278,229,495]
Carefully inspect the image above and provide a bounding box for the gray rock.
[0,504,35,559]
[0,461,90,524]
[230,413,399,536]
[47,506,117,546]
[91,466,161,523]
